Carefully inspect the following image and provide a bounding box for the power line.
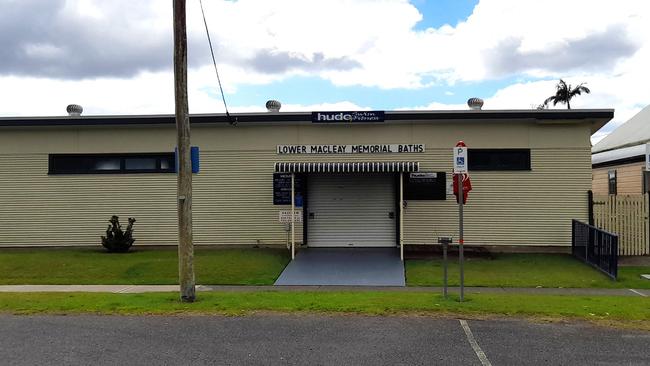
[198,0,236,125]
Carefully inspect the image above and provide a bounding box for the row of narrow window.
[48,153,175,174]
[48,149,531,175]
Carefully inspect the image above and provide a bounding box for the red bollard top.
[455,141,467,147]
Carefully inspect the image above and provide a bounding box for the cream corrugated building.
[0,108,612,254]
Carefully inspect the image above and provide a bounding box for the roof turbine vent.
[265,99,281,113]
[467,98,484,110]
[66,104,83,116]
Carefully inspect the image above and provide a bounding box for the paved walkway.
[0,284,648,297]
[274,248,405,286]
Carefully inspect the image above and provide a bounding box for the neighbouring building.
[592,105,650,195]
[0,104,613,256]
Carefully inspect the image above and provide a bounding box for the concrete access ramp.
[274,248,405,286]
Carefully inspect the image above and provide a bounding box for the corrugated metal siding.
[193,151,303,246]
[0,154,178,246]
[0,151,303,247]
[0,128,591,248]
[403,148,591,246]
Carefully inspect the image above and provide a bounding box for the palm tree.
[542,79,590,109]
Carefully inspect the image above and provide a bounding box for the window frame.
[48,153,176,175]
[467,148,531,171]
[642,170,650,193]
[608,170,617,195]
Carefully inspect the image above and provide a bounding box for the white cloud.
[0,0,649,132]
[399,77,644,145]
[397,101,467,111]
[0,73,173,117]
[0,69,367,116]
[279,101,368,112]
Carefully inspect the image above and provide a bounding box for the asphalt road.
[0,314,648,365]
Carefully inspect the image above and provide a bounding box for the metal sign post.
[443,243,447,298]
[291,173,295,260]
[438,236,452,299]
[453,142,467,302]
[457,174,464,302]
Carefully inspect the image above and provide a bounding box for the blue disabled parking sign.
[453,146,468,173]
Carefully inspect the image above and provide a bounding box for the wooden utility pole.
[173,0,195,302]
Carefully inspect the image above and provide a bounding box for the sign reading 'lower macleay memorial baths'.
[277,144,425,154]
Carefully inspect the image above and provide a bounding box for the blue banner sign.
[174,146,200,173]
[312,111,385,123]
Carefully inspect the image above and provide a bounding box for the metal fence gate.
[591,193,650,255]
[572,220,618,279]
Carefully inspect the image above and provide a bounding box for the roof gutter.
[0,109,614,129]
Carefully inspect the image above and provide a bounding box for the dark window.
[468,149,531,171]
[403,172,446,200]
[95,157,121,171]
[608,170,617,195]
[642,170,650,193]
[125,158,157,170]
[49,153,175,174]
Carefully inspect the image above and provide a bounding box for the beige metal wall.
[0,120,591,247]
[592,162,644,195]
[403,148,591,246]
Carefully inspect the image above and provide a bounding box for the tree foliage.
[542,79,591,109]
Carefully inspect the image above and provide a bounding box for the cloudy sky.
[0,0,648,141]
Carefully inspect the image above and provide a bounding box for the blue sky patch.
[222,75,524,111]
[410,0,479,30]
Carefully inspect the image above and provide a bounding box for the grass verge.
[406,254,650,289]
[0,247,289,285]
[0,291,648,330]
[2,249,648,289]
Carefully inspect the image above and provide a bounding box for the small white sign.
[446,179,454,195]
[279,210,302,223]
[453,146,468,173]
[410,172,437,179]
[646,143,650,171]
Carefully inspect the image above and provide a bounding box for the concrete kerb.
[0,285,648,297]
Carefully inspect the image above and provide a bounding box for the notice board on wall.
[403,172,446,200]
[273,173,304,206]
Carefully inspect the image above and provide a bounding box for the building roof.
[592,144,645,167]
[0,109,613,133]
[592,105,650,153]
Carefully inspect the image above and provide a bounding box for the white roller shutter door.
[307,173,396,247]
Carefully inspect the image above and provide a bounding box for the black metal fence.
[572,219,618,280]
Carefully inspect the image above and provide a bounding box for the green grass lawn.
[0,247,289,285]
[1,249,648,289]
[405,254,650,289]
[1,291,648,330]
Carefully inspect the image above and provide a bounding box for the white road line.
[459,319,493,366]
[628,289,647,297]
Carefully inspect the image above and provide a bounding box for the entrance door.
[307,173,396,247]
